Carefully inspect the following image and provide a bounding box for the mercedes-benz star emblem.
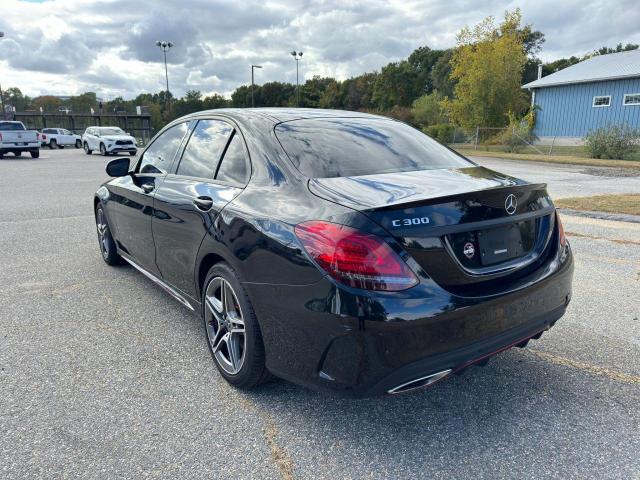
[463,242,475,259]
[505,194,517,215]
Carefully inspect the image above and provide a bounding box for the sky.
[1,0,639,100]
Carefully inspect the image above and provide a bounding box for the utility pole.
[290,51,303,106]
[251,64,262,108]
[155,40,174,112]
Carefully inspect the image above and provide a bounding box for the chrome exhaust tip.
[387,369,452,395]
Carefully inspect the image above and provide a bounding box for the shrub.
[412,91,447,128]
[585,124,639,159]
[424,124,455,143]
[496,112,538,153]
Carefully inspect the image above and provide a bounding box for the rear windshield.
[275,117,471,178]
[0,122,25,131]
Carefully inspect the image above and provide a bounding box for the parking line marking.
[526,349,640,385]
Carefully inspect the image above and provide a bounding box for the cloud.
[0,0,638,99]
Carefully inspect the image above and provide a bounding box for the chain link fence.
[444,126,547,155]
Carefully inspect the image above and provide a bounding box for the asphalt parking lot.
[1,148,639,479]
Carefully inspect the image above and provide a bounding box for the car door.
[61,129,73,145]
[108,121,191,274]
[85,128,96,149]
[152,118,250,299]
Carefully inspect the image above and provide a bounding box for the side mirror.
[106,157,131,177]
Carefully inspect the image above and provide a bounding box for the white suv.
[82,126,137,156]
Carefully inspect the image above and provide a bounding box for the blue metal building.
[522,50,640,145]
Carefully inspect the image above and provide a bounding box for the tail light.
[294,221,418,291]
[556,211,568,247]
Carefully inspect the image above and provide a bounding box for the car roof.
[182,108,393,124]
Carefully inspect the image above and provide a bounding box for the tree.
[412,91,447,127]
[430,50,455,97]
[446,9,529,128]
[2,87,31,111]
[372,61,420,110]
[407,46,449,95]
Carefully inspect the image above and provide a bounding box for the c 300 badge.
[391,217,430,227]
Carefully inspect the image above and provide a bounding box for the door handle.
[193,196,214,211]
[141,182,154,193]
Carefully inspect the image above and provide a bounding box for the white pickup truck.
[0,121,40,158]
[40,128,82,149]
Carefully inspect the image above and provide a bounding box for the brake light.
[556,211,568,247]
[294,221,418,291]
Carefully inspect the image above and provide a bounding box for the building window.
[592,95,611,107]
[623,93,640,106]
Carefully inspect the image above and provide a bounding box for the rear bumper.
[247,244,573,398]
[1,143,39,152]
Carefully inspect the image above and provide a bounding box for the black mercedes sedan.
[94,108,573,397]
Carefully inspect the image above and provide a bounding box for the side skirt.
[121,254,196,312]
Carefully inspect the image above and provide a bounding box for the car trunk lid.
[309,167,556,294]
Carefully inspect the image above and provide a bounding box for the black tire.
[100,143,108,156]
[95,204,122,265]
[30,150,40,158]
[129,151,137,156]
[84,142,92,155]
[14,151,22,156]
[202,263,272,388]
[75,139,82,148]
[49,139,57,149]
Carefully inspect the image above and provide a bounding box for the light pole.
[155,40,173,110]
[0,32,5,119]
[290,51,303,106]
[251,64,262,108]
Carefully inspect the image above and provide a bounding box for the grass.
[555,194,640,216]
[453,147,640,171]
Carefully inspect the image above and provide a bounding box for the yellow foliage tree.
[446,9,529,128]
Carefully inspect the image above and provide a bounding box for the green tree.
[446,9,529,128]
[430,51,455,97]
[372,61,420,110]
[412,91,447,127]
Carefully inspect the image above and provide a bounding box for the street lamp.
[290,51,303,106]
[251,64,262,108]
[0,32,5,119]
[155,40,174,109]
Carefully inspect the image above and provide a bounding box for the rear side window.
[176,119,233,179]
[275,118,471,178]
[0,122,25,131]
[215,132,249,187]
[139,122,189,174]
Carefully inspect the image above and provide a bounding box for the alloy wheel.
[96,208,109,258]
[204,277,246,375]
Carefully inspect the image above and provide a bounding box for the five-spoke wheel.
[202,263,272,388]
[204,277,246,375]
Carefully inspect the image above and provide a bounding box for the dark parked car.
[94,109,573,397]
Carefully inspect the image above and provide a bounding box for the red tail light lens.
[557,211,568,247]
[294,221,419,291]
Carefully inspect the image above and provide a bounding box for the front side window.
[176,119,233,179]
[275,117,471,178]
[592,95,611,107]
[138,122,189,174]
[216,132,250,186]
[623,93,640,106]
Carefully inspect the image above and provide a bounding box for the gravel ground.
[472,156,640,199]
[1,149,639,479]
